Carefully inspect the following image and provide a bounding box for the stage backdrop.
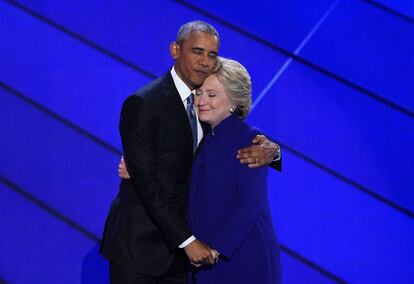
[1,0,413,283]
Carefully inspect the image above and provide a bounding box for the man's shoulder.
[121,71,176,114]
[133,72,173,100]
[235,120,262,144]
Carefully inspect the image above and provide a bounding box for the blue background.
[1,0,413,283]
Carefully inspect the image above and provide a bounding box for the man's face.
[171,31,219,90]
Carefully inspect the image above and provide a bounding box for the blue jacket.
[188,114,281,283]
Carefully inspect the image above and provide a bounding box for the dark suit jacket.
[101,72,195,276]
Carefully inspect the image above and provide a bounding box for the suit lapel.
[201,121,210,134]
[160,72,194,154]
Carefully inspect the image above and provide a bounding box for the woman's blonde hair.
[214,57,251,119]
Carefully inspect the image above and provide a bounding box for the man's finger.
[247,162,266,168]
[237,145,261,156]
[237,151,261,160]
[239,157,259,164]
[252,134,266,144]
[237,147,253,154]
[248,162,261,168]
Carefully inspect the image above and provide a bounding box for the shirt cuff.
[179,235,196,248]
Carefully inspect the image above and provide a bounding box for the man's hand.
[184,240,215,266]
[237,135,280,168]
[118,156,130,179]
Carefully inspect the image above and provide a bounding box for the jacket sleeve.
[210,130,269,259]
[120,95,192,249]
[270,156,282,172]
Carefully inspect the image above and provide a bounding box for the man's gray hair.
[176,20,220,46]
[214,57,252,119]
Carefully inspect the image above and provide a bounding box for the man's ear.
[170,42,180,60]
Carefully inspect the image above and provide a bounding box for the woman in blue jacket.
[188,57,281,283]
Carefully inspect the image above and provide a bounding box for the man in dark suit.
[101,21,281,284]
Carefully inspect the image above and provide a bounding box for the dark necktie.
[186,93,198,153]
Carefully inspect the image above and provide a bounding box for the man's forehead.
[185,31,218,45]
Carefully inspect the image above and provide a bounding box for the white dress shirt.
[171,67,203,146]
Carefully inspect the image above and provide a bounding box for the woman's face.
[195,74,232,128]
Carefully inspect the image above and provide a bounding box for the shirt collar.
[171,67,193,102]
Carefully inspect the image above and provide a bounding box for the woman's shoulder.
[235,120,263,144]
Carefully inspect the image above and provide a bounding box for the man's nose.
[198,54,209,67]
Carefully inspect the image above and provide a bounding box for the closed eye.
[192,48,204,54]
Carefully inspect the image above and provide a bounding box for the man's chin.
[191,80,205,89]
[192,75,208,85]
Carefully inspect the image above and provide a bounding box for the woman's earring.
[229,107,234,113]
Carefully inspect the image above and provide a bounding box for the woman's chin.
[201,120,210,126]
[198,115,209,123]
